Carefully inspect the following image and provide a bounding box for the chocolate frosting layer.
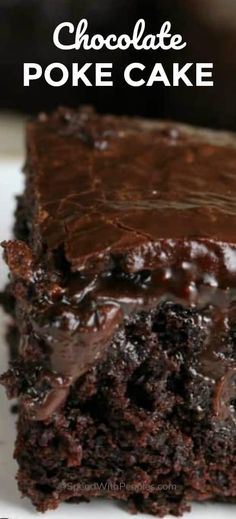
[27,107,236,273]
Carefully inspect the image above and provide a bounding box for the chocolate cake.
[1,107,236,515]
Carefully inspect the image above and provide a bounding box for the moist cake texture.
[1,107,236,515]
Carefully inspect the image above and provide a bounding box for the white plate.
[0,116,235,519]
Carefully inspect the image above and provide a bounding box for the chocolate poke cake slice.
[1,107,236,515]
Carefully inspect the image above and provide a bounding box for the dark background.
[0,0,236,130]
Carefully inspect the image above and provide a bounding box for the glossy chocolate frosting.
[3,107,236,421]
[27,107,236,273]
